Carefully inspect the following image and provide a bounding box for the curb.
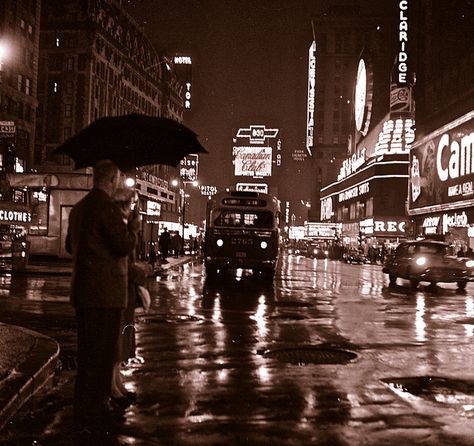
[0,326,60,431]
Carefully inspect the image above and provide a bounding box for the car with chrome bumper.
[382,239,474,290]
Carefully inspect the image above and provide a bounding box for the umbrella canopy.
[53,114,207,170]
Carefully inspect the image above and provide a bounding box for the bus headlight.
[260,241,268,249]
[216,239,224,247]
[416,256,426,266]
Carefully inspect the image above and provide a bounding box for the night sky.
[123,0,392,207]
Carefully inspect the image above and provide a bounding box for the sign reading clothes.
[409,111,474,211]
[0,202,32,225]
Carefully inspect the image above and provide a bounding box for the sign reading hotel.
[233,125,279,178]
[306,41,316,156]
[174,55,192,109]
[409,111,474,212]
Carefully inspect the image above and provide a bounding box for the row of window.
[0,93,34,121]
[337,198,374,221]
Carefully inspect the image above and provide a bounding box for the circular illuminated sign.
[354,59,367,132]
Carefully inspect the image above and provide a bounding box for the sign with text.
[0,121,16,138]
[409,111,474,211]
[233,146,272,177]
[236,183,268,193]
[180,154,199,182]
[306,41,316,156]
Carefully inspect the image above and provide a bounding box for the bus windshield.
[211,209,273,228]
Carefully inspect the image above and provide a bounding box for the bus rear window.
[212,210,273,228]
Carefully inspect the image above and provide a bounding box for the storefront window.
[28,189,48,235]
[366,197,373,217]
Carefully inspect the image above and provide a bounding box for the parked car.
[343,249,368,264]
[382,239,474,290]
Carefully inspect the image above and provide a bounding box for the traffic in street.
[1,255,474,445]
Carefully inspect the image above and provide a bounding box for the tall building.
[407,0,474,248]
[7,0,185,257]
[0,0,41,171]
[308,1,396,221]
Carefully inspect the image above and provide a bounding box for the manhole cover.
[261,346,357,365]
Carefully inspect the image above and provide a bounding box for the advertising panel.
[233,146,272,177]
[180,154,199,182]
[306,41,316,156]
[409,111,474,212]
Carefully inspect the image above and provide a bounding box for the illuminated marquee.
[236,125,279,144]
[236,183,268,194]
[320,196,333,221]
[146,201,161,216]
[337,148,367,181]
[374,118,415,155]
[233,147,272,177]
[0,209,32,224]
[338,182,369,203]
[180,154,199,182]
[174,54,192,110]
[200,185,218,196]
[409,112,474,210]
[306,41,316,156]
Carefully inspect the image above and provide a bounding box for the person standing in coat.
[159,227,170,261]
[111,188,150,408]
[66,160,140,433]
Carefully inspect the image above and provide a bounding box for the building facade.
[308,0,396,221]
[407,0,474,251]
[319,0,415,251]
[7,0,185,257]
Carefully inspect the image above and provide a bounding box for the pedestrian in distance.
[66,160,140,434]
[148,243,157,270]
[110,188,152,410]
[159,227,170,262]
[171,231,183,257]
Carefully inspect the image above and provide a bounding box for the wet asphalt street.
[1,255,474,445]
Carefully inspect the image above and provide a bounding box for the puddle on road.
[260,346,357,365]
[382,376,474,411]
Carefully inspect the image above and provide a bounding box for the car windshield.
[413,244,448,255]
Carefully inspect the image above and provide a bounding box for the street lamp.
[0,40,10,83]
[172,178,198,253]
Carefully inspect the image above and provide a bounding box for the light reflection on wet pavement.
[1,256,474,444]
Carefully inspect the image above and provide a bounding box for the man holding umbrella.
[66,159,140,433]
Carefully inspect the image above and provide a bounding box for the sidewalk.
[0,254,194,431]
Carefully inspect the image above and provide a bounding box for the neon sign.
[306,41,316,156]
[397,0,409,84]
[337,148,367,181]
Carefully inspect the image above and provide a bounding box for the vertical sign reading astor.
[306,41,316,157]
[174,55,192,110]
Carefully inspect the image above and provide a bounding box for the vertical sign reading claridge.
[306,41,316,157]
[397,0,408,84]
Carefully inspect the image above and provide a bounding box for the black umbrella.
[54,114,207,170]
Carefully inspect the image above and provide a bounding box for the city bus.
[204,190,281,277]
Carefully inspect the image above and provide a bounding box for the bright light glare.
[125,177,135,187]
[0,42,9,61]
[216,239,223,247]
[466,260,474,268]
[415,257,426,266]
[260,241,268,249]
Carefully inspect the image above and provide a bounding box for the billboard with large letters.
[409,111,474,213]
